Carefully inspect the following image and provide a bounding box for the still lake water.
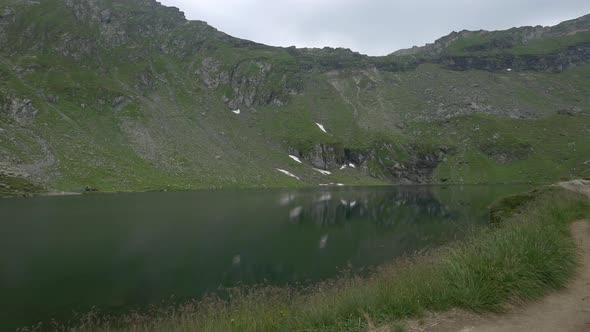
[0,185,529,330]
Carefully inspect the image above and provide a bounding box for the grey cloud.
[160,0,590,55]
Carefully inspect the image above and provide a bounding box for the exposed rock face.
[225,60,302,108]
[197,58,303,109]
[198,57,229,89]
[442,42,590,72]
[64,0,185,47]
[296,142,446,184]
[478,142,533,164]
[0,8,15,44]
[557,107,583,116]
[290,144,371,171]
[369,144,452,184]
[305,144,346,169]
[383,152,446,184]
[393,14,590,73]
[136,68,156,90]
[228,61,273,108]
[0,96,38,126]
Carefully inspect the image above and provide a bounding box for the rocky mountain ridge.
[0,0,589,194]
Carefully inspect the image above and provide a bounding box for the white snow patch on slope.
[232,109,241,115]
[340,165,347,170]
[315,123,327,133]
[313,168,332,175]
[348,163,356,168]
[275,168,300,180]
[289,155,302,163]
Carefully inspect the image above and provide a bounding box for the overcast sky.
[159,0,590,56]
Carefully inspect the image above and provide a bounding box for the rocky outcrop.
[0,7,15,45]
[442,42,590,72]
[227,61,273,108]
[370,144,453,184]
[199,58,303,109]
[304,144,345,169]
[64,0,185,47]
[0,95,38,126]
[197,57,229,89]
[557,107,583,116]
[478,142,532,164]
[136,68,157,90]
[292,142,449,184]
[391,15,590,73]
[382,152,446,184]
[288,144,371,171]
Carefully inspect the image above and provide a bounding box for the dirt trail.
[400,180,590,332]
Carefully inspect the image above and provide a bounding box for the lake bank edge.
[27,184,589,332]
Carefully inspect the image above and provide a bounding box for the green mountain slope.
[0,0,589,194]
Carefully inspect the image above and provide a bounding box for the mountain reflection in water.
[0,185,529,330]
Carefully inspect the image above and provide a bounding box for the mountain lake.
[0,184,531,330]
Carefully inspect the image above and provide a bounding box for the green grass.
[488,189,539,224]
[1,2,589,192]
[445,30,590,57]
[0,173,44,196]
[41,187,589,331]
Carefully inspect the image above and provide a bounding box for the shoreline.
[0,181,541,199]
[17,183,590,331]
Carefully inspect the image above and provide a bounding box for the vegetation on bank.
[0,173,44,197]
[27,187,588,332]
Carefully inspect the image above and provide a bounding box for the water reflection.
[319,234,329,249]
[0,185,529,330]
[280,187,454,228]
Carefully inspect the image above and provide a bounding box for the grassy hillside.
[0,0,589,193]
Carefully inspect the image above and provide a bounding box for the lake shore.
[33,184,589,332]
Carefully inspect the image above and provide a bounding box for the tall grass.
[22,188,589,332]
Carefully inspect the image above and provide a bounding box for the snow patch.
[340,165,347,170]
[318,193,332,202]
[348,163,356,168]
[275,168,300,180]
[289,155,302,163]
[315,123,327,133]
[313,168,332,175]
[232,109,241,115]
[336,183,345,186]
[506,68,512,72]
[350,201,357,208]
